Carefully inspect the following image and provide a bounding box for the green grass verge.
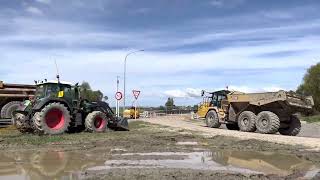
[301,115,320,123]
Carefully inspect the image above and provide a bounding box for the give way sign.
[132,90,141,100]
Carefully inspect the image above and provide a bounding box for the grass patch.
[0,121,182,149]
[302,115,320,123]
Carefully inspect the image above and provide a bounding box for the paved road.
[139,115,320,150]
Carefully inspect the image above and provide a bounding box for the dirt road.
[139,115,320,150]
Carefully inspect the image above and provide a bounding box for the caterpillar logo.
[58,91,64,97]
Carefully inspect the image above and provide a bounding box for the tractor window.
[35,85,45,98]
[46,85,59,95]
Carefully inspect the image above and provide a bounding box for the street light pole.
[123,49,144,114]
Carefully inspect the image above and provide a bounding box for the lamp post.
[123,49,144,114]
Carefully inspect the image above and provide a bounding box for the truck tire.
[256,111,280,134]
[1,101,21,119]
[33,103,71,135]
[279,115,301,136]
[226,123,239,130]
[205,110,221,128]
[85,111,108,132]
[14,112,33,133]
[237,111,256,132]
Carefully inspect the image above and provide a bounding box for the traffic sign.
[115,92,123,100]
[132,90,140,100]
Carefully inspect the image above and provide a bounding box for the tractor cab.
[35,81,73,99]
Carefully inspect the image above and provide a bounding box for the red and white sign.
[115,91,123,100]
[132,90,141,100]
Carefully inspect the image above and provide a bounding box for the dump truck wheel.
[237,111,256,132]
[226,123,239,130]
[205,110,221,128]
[256,111,280,134]
[85,111,108,132]
[1,101,21,119]
[14,112,33,133]
[279,115,301,136]
[33,103,71,135]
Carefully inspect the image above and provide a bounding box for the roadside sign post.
[115,91,123,117]
[132,90,141,119]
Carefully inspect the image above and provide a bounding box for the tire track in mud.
[139,116,320,150]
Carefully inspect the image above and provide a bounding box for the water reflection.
[0,149,318,179]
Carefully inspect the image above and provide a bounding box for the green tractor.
[12,80,128,135]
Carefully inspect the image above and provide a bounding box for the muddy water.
[0,149,319,179]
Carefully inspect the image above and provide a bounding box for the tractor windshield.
[35,85,45,99]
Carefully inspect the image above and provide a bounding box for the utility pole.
[116,76,120,117]
[123,49,144,114]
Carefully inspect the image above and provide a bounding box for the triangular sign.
[132,90,140,99]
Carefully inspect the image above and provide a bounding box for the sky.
[0,0,319,106]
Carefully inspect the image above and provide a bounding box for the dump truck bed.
[227,90,314,110]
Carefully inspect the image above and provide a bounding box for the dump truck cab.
[197,90,230,119]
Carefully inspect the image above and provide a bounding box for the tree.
[165,97,175,110]
[296,62,320,112]
[80,81,104,102]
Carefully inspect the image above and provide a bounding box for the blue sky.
[0,0,319,106]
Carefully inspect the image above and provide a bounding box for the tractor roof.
[37,80,72,86]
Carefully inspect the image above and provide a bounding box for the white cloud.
[35,0,51,4]
[227,85,284,93]
[164,88,203,98]
[209,0,245,8]
[26,7,43,15]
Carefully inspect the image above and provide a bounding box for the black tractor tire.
[85,111,108,132]
[14,112,33,133]
[226,123,240,130]
[1,101,21,119]
[33,103,71,135]
[205,110,221,128]
[279,115,301,136]
[256,111,280,134]
[237,111,257,132]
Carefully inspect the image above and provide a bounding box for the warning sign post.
[132,90,141,119]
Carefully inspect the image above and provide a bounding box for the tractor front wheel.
[33,103,71,135]
[85,111,108,132]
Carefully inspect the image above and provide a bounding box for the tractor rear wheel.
[33,103,71,135]
[256,111,280,134]
[1,101,21,119]
[205,110,221,128]
[237,111,256,132]
[85,111,108,132]
[14,112,33,133]
[279,115,301,136]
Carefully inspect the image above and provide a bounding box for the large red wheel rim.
[45,109,65,130]
[94,116,106,129]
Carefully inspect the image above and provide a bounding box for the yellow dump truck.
[197,90,314,136]
[123,106,140,119]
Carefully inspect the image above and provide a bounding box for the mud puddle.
[0,149,319,179]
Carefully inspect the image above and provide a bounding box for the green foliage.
[165,97,175,110]
[80,81,104,102]
[297,62,320,111]
[301,115,320,123]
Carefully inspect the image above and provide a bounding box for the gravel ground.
[139,115,320,150]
